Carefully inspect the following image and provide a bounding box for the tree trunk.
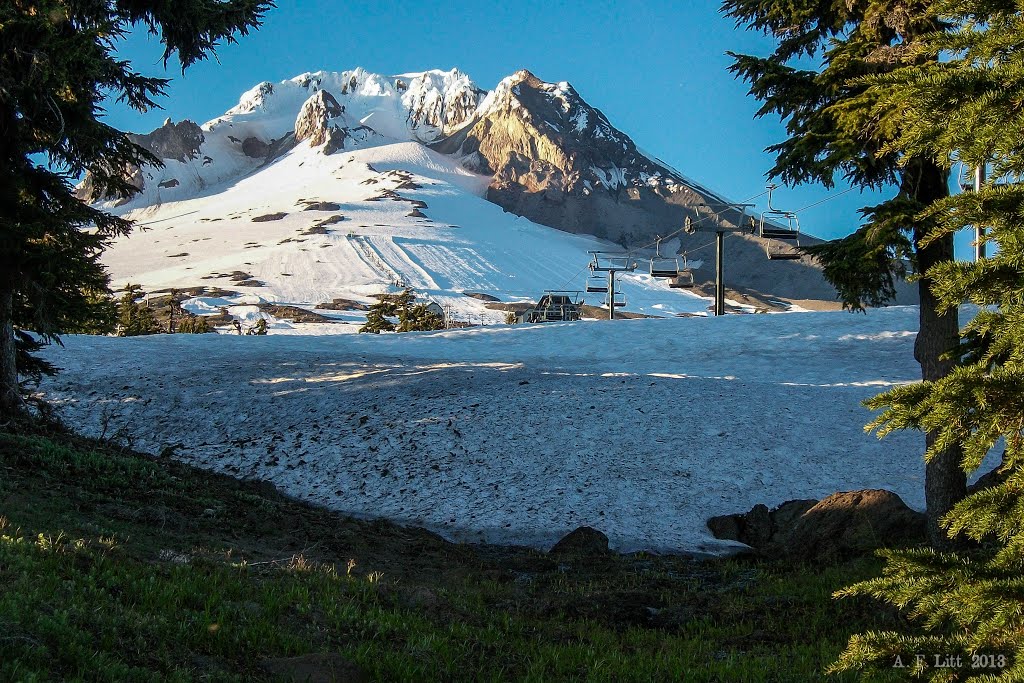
[0,286,23,417]
[907,159,966,549]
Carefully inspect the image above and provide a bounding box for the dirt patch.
[258,304,331,324]
[201,287,238,298]
[315,298,370,311]
[300,201,342,212]
[251,212,288,222]
[578,304,656,320]
[303,215,346,235]
[225,271,265,288]
[463,292,501,302]
[367,190,401,202]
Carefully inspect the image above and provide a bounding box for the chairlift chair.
[589,251,635,272]
[759,211,801,241]
[607,292,626,308]
[650,257,680,278]
[765,239,802,261]
[649,235,680,278]
[667,251,695,288]
[586,274,608,293]
[758,185,801,242]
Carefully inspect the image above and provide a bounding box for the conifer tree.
[176,313,210,334]
[167,288,181,333]
[829,3,1024,677]
[359,288,444,333]
[722,0,965,547]
[116,284,157,337]
[359,296,397,334]
[247,317,268,335]
[0,0,273,415]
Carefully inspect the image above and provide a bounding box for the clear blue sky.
[104,0,974,255]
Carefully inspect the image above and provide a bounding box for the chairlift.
[668,252,695,288]
[585,274,608,293]
[589,251,636,272]
[759,184,801,242]
[649,235,681,278]
[765,239,802,261]
[607,292,626,308]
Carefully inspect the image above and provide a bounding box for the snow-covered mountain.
[82,67,879,329]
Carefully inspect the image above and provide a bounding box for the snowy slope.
[38,306,998,555]
[104,131,718,325]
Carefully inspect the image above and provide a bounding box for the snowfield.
[39,306,995,556]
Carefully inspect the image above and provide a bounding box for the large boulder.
[707,490,925,562]
[707,500,817,549]
[549,526,610,556]
[787,490,925,561]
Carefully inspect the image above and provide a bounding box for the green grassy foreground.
[0,423,901,682]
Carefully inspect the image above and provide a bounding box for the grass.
[0,423,904,682]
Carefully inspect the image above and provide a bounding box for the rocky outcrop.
[295,90,348,152]
[74,163,145,205]
[129,118,205,162]
[241,136,269,159]
[75,118,203,203]
[432,70,871,305]
[402,69,484,139]
[707,500,817,551]
[708,490,926,562]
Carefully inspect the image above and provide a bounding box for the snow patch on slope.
[40,306,997,554]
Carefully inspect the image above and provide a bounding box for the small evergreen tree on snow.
[829,3,1024,678]
[359,288,443,333]
[247,318,268,335]
[166,288,182,333]
[116,285,158,337]
[398,303,444,332]
[359,298,396,334]
[176,314,210,334]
